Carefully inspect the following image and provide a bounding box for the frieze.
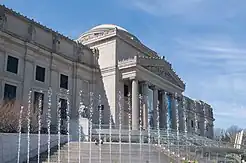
[79,29,115,42]
[52,33,60,52]
[0,10,7,30]
[75,42,84,62]
[143,65,178,85]
[27,23,36,41]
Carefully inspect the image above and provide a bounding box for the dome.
[90,24,128,32]
[77,24,141,43]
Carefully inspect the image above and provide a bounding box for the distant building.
[0,5,214,139]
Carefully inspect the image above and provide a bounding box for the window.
[60,74,68,89]
[191,120,194,128]
[35,66,45,82]
[98,105,104,110]
[4,84,17,101]
[59,98,67,120]
[197,122,200,129]
[33,92,44,114]
[124,85,129,97]
[7,55,18,74]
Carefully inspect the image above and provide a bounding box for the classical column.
[142,82,149,130]
[131,78,139,130]
[160,91,167,129]
[171,94,177,130]
[152,86,158,128]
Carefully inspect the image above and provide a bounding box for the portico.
[118,55,185,131]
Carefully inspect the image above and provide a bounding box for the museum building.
[0,5,214,139]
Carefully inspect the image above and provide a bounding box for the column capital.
[149,85,158,90]
[129,76,138,81]
[141,81,150,85]
[165,92,173,97]
[159,90,166,95]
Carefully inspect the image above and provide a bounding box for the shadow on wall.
[92,66,115,128]
[72,50,114,140]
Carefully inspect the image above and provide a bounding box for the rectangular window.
[191,120,194,128]
[59,98,67,120]
[98,104,104,110]
[7,55,18,74]
[124,85,129,97]
[4,84,17,101]
[35,65,45,82]
[60,74,68,89]
[33,92,44,114]
[197,122,200,129]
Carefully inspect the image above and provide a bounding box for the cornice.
[0,4,91,51]
[118,56,138,69]
[0,29,98,71]
[100,66,117,74]
[137,65,184,93]
[78,29,117,45]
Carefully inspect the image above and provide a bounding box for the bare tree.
[0,100,38,133]
[225,125,242,143]
[214,128,224,140]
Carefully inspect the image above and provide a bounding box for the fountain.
[139,94,143,163]
[66,90,70,163]
[27,90,32,163]
[118,91,123,163]
[175,93,180,158]
[37,91,43,163]
[98,94,102,163]
[164,92,171,160]
[47,88,52,163]
[147,93,151,163]
[127,93,132,163]
[78,90,84,163]
[9,86,221,163]
[109,100,112,163]
[56,94,61,163]
[17,105,24,163]
[182,97,188,160]
[89,92,94,163]
[156,100,161,163]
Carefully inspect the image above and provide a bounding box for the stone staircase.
[29,142,176,163]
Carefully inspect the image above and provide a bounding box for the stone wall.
[0,133,67,163]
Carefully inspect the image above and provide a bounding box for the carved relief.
[92,48,99,60]
[52,33,60,51]
[75,43,84,62]
[0,11,7,30]
[27,24,36,41]
[80,29,115,42]
[144,65,177,85]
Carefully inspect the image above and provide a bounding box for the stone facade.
[0,5,214,139]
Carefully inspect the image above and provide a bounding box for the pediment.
[143,65,185,89]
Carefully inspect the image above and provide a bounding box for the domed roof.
[90,24,128,32]
[77,24,141,43]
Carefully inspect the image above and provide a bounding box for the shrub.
[0,100,38,133]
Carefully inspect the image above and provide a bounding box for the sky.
[2,0,246,129]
